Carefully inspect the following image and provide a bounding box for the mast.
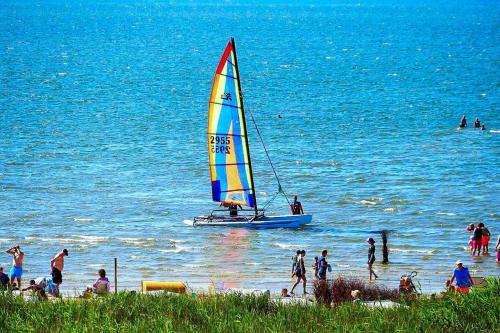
[231,37,259,216]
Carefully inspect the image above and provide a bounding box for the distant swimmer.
[459,115,467,128]
[474,117,481,128]
[277,114,282,119]
[290,195,304,215]
[481,124,486,130]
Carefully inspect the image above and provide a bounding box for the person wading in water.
[367,238,378,281]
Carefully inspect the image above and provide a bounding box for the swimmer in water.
[459,115,467,128]
[474,117,481,128]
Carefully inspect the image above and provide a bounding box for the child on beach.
[313,256,319,278]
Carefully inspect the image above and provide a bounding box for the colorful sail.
[208,39,256,208]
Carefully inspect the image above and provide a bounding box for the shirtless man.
[50,249,68,288]
[6,244,24,289]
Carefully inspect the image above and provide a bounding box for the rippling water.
[1,1,499,294]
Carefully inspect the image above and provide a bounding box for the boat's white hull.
[187,214,312,229]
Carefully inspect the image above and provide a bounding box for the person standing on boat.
[290,196,304,215]
[367,238,378,281]
[459,115,467,128]
[6,244,24,289]
[50,249,68,289]
[290,250,307,296]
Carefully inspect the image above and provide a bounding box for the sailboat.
[189,38,312,228]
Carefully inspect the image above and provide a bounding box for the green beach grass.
[1,278,498,333]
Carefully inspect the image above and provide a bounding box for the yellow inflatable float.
[141,281,186,294]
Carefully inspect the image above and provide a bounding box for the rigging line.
[262,190,281,210]
[246,107,290,205]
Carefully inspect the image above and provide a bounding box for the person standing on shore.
[449,260,473,293]
[290,250,307,296]
[50,249,68,289]
[367,238,378,281]
[6,244,24,289]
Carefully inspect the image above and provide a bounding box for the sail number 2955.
[210,135,231,154]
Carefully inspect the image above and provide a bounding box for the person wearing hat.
[449,260,473,293]
[50,249,68,288]
[367,238,378,281]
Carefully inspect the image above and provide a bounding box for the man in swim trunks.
[6,244,24,289]
[290,196,304,215]
[290,250,307,296]
[50,249,68,288]
[449,260,473,293]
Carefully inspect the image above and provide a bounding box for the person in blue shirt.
[449,260,474,293]
[0,266,10,290]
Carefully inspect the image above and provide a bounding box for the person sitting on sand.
[86,269,110,295]
[351,290,361,303]
[281,288,291,297]
[23,277,59,298]
[459,115,467,128]
[474,117,481,128]
[449,260,473,293]
[0,266,10,290]
[23,277,48,299]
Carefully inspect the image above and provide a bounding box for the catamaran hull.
[189,214,312,229]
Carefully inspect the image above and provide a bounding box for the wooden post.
[381,231,389,264]
[114,257,118,294]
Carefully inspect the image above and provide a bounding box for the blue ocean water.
[1,1,498,293]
